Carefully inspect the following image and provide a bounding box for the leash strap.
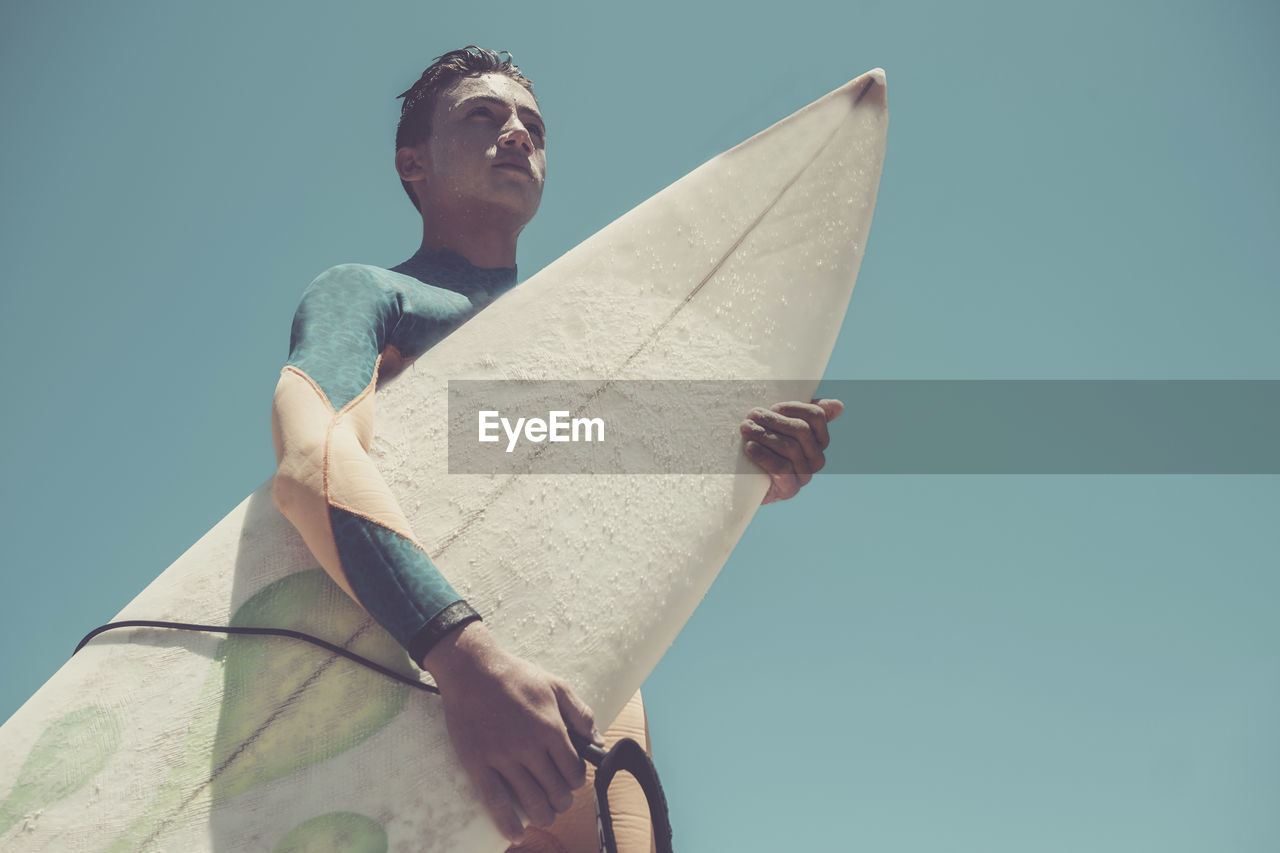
[592,736,675,853]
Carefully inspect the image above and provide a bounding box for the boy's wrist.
[420,618,497,684]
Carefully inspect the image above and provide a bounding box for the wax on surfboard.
[0,69,888,852]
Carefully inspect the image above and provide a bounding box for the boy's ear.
[395,144,430,184]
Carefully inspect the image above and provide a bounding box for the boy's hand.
[740,398,844,504]
[422,621,603,845]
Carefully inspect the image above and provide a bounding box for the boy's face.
[414,72,547,230]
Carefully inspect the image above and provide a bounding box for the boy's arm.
[271,265,599,844]
[270,265,477,661]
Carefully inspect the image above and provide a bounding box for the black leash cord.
[74,619,673,851]
[74,622,624,764]
[74,619,440,696]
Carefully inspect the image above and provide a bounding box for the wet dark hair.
[395,46,535,212]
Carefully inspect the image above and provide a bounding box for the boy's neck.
[419,212,521,269]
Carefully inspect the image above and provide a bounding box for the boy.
[271,47,842,851]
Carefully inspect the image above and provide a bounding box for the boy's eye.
[468,107,493,118]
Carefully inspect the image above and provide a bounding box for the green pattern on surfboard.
[211,567,416,800]
[273,811,388,853]
[0,706,120,835]
[102,568,416,851]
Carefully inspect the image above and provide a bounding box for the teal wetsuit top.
[275,245,517,665]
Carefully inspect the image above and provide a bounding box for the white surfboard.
[0,70,887,852]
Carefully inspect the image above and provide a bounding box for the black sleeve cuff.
[408,600,482,668]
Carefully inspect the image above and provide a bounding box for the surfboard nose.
[853,68,887,110]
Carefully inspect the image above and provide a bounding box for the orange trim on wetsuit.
[271,248,516,663]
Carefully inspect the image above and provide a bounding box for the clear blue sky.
[2,1,1278,850]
